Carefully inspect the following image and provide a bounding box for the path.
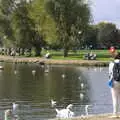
[50,113,120,120]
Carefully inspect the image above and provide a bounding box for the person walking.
[109,52,120,118]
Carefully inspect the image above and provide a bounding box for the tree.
[11,0,47,56]
[82,25,98,49]
[46,0,91,57]
[29,0,57,46]
[0,0,16,47]
[97,22,118,48]
[12,1,34,48]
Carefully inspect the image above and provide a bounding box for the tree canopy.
[46,0,91,56]
[0,0,119,56]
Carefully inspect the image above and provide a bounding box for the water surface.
[0,62,112,119]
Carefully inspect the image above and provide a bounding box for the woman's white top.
[109,59,120,80]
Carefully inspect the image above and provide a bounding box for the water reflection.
[0,63,111,119]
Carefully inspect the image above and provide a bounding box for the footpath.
[50,114,120,120]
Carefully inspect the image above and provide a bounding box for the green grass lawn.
[43,49,116,61]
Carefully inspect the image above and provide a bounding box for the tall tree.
[11,1,34,48]
[12,0,46,56]
[29,0,57,46]
[46,0,91,57]
[0,0,16,47]
[97,22,118,48]
[82,25,98,49]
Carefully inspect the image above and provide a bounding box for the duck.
[78,76,81,80]
[32,70,36,75]
[61,74,66,78]
[80,83,84,89]
[39,61,45,66]
[44,69,49,73]
[14,70,18,74]
[80,93,84,100]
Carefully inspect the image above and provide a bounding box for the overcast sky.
[91,0,120,28]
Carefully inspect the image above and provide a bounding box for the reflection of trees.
[46,65,90,106]
[0,63,90,106]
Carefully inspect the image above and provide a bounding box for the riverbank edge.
[0,55,109,66]
[49,113,119,120]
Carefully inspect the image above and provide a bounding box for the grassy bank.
[42,49,114,61]
[0,50,115,66]
[0,55,109,66]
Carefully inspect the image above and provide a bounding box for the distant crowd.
[0,47,51,59]
[0,48,31,56]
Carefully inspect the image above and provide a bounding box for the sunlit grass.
[45,49,114,61]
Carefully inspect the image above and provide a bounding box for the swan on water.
[85,105,91,115]
[4,109,12,120]
[51,99,56,107]
[4,109,18,120]
[32,70,36,75]
[61,74,66,78]
[55,104,74,118]
[12,102,19,112]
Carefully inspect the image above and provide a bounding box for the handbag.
[108,79,113,88]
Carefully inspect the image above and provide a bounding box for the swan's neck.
[5,114,9,120]
[4,110,12,120]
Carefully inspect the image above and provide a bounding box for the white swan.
[66,104,73,110]
[85,105,91,115]
[55,104,74,118]
[12,102,19,111]
[51,99,56,107]
[5,104,19,120]
[12,102,19,116]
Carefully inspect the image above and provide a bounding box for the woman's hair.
[114,52,120,59]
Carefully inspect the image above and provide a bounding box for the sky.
[91,0,120,28]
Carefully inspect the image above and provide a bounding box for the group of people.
[84,52,96,60]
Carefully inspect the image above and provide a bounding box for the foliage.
[46,0,91,57]
[29,0,57,45]
[11,0,34,48]
[0,0,16,47]
[1,0,120,57]
[82,25,98,49]
[97,22,118,48]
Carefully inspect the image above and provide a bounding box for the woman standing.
[109,52,120,118]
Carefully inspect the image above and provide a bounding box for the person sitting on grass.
[45,51,51,59]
